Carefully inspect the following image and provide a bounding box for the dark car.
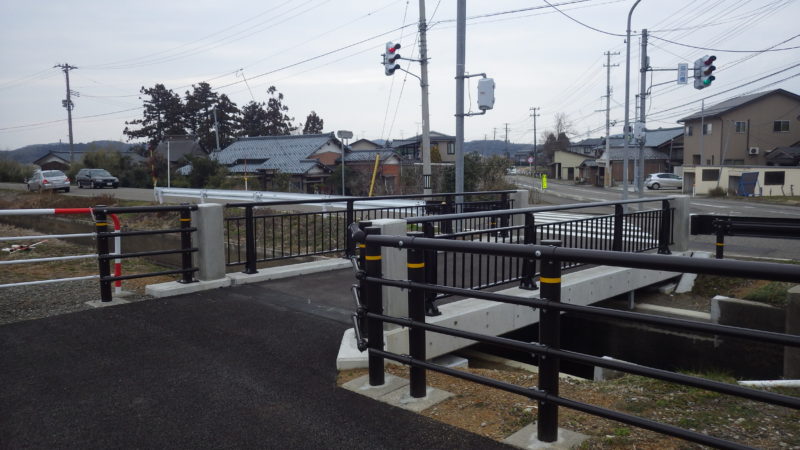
[76,168,119,189]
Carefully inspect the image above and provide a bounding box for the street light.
[622,0,642,202]
[337,130,353,195]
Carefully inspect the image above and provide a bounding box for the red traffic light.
[703,55,716,66]
[387,43,401,54]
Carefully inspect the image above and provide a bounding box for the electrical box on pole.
[383,42,401,76]
[477,78,495,111]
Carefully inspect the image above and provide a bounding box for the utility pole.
[212,105,221,152]
[637,29,648,197]
[454,0,466,202]
[493,128,497,141]
[622,0,642,202]
[603,51,619,187]
[504,123,510,156]
[54,63,77,162]
[529,107,540,172]
[418,0,433,195]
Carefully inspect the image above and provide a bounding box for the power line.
[541,0,626,37]
[649,33,800,53]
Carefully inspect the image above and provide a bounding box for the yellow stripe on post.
[539,276,561,284]
[357,244,366,248]
[407,262,425,269]
[180,218,191,222]
[96,222,107,226]
[365,255,382,261]
[716,243,724,246]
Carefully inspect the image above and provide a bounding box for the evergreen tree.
[240,101,269,137]
[302,111,324,134]
[123,84,186,148]
[264,86,295,135]
[184,83,241,151]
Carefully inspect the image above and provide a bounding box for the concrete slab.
[674,251,712,293]
[634,303,711,321]
[342,373,409,399]
[503,423,588,449]
[342,374,454,413]
[85,298,129,308]
[337,328,368,370]
[227,258,352,285]
[145,277,231,298]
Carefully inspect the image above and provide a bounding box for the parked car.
[26,170,71,193]
[645,173,683,190]
[76,168,120,189]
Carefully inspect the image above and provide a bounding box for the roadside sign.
[542,174,547,189]
[677,63,688,85]
[527,156,534,164]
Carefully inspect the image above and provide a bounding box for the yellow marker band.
[716,243,724,246]
[407,262,425,269]
[96,222,107,226]
[539,277,561,284]
[180,218,191,222]
[357,244,366,248]
[365,255,382,261]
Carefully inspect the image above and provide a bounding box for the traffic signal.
[383,42,401,76]
[693,55,716,90]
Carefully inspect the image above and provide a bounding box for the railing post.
[407,232,427,398]
[537,239,562,443]
[658,199,672,255]
[714,218,728,259]
[179,205,195,283]
[345,200,355,257]
[442,199,454,235]
[357,220,372,269]
[364,226,385,386]
[93,206,112,302]
[499,193,510,238]
[243,206,258,274]
[520,212,538,290]
[613,204,624,252]
[422,222,441,316]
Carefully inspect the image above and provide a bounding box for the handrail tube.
[93,205,197,214]
[0,233,95,242]
[365,277,800,347]
[102,268,197,282]
[371,348,747,450]
[225,190,517,208]
[357,235,800,283]
[0,275,99,289]
[97,227,196,238]
[407,196,676,224]
[0,254,95,265]
[97,248,198,260]
[369,312,800,409]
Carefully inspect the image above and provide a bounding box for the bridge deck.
[0,278,509,449]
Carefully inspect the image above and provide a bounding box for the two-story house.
[678,89,800,195]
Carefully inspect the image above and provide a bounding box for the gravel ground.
[0,279,154,326]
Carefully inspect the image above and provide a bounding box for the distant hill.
[463,140,534,157]
[0,140,134,164]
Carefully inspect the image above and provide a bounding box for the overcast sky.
[1,0,799,150]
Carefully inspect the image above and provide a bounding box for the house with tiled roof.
[390,131,456,162]
[211,133,342,192]
[340,149,403,195]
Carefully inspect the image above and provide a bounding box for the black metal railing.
[349,227,800,449]
[406,198,675,302]
[224,190,515,273]
[691,215,800,259]
[93,204,198,302]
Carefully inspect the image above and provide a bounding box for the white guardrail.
[153,187,426,210]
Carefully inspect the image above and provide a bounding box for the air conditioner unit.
[748,147,760,156]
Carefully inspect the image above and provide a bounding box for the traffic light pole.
[637,29,648,198]
[418,0,433,195]
[621,0,641,204]
[454,0,466,205]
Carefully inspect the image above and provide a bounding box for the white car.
[645,173,682,190]
[26,170,71,193]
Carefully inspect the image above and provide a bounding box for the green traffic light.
[703,76,715,86]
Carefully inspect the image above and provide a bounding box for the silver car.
[645,173,682,190]
[26,170,71,193]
